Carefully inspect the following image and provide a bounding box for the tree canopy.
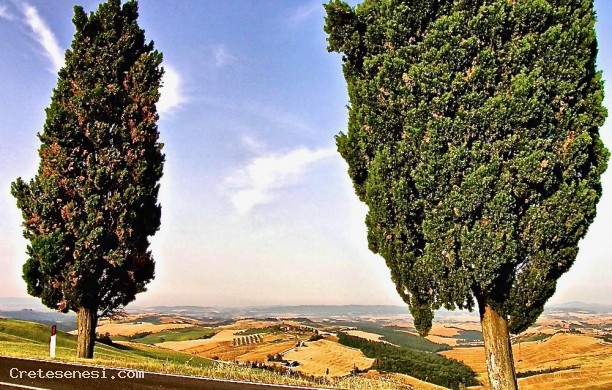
[325,0,608,335]
[11,0,164,320]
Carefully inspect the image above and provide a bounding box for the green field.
[129,326,216,344]
[0,318,213,367]
[359,326,451,352]
[455,329,483,344]
[132,315,163,325]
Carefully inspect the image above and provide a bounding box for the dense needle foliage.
[11,0,164,318]
[325,0,608,334]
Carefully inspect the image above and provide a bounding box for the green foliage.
[308,334,324,342]
[325,0,608,334]
[456,329,482,342]
[96,332,114,346]
[359,326,450,352]
[235,326,281,336]
[514,332,550,343]
[129,331,153,340]
[134,316,163,324]
[338,332,479,389]
[11,0,164,317]
[131,326,216,344]
[516,365,579,379]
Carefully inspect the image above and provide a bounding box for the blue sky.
[0,0,611,309]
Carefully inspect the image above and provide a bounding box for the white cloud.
[290,1,322,23]
[211,44,233,67]
[22,3,64,71]
[225,147,336,215]
[0,4,16,21]
[158,65,185,115]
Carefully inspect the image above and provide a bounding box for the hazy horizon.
[1,1,612,309]
[1,296,608,312]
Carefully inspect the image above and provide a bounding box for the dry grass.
[447,321,482,331]
[0,345,410,390]
[187,335,297,363]
[283,339,375,377]
[222,319,278,330]
[521,325,559,335]
[0,318,409,390]
[346,330,392,344]
[428,324,461,338]
[95,321,194,337]
[154,315,201,325]
[384,372,448,390]
[158,329,238,351]
[442,333,612,389]
[233,340,298,363]
[584,314,612,326]
[160,330,301,364]
[424,334,458,347]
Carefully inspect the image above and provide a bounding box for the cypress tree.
[11,0,164,359]
[325,0,608,388]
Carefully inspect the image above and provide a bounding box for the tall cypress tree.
[325,0,608,388]
[11,0,164,359]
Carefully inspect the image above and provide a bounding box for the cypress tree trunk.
[479,302,518,390]
[76,306,98,359]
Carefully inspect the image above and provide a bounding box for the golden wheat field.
[93,321,194,336]
[425,334,459,347]
[86,310,612,389]
[429,324,462,338]
[159,329,302,364]
[283,339,375,377]
[222,319,278,330]
[346,330,392,344]
[442,333,612,389]
[157,328,238,351]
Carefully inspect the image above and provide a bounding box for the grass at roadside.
[0,318,213,367]
[0,318,413,389]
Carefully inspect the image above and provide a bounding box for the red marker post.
[50,325,57,358]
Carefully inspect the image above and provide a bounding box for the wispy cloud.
[211,44,233,67]
[195,96,316,134]
[225,147,336,215]
[0,4,16,21]
[289,1,322,23]
[16,2,184,115]
[158,65,186,115]
[243,101,314,134]
[241,135,265,153]
[22,3,64,71]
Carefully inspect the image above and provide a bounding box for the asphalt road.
[0,356,321,390]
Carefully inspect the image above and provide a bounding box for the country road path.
[0,356,322,390]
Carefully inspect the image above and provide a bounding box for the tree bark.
[76,306,98,359]
[479,302,518,390]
